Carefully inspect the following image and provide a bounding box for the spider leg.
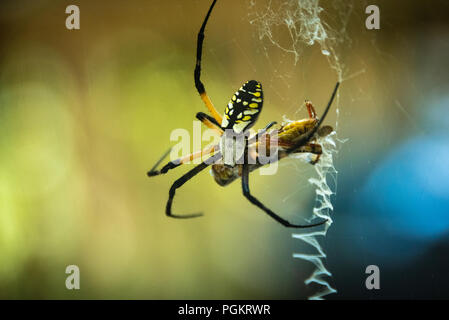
[245,122,278,164]
[147,145,217,177]
[196,112,223,134]
[287,82,339,154]
[304,143,322,165]
[305,100,317,119]
[311,154,321,165]
[166,152,221,219]
[147,148,172,176]
[241,162,328,228]
[247,121,277,145]
[291,142,323,165]
[194,0,223,124]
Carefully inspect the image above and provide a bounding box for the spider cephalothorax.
[147,0,340,228]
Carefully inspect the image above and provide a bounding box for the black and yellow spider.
[147,0,339,228]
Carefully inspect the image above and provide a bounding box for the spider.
[147,0,340,228]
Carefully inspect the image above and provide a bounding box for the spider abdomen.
[221,80,263,134]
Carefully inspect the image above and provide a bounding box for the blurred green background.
[0,0,448,299]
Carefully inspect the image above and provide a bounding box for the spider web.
[247,0,352,299]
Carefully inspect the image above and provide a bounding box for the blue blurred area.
[361,134,449,241]
[328,122,449,299]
